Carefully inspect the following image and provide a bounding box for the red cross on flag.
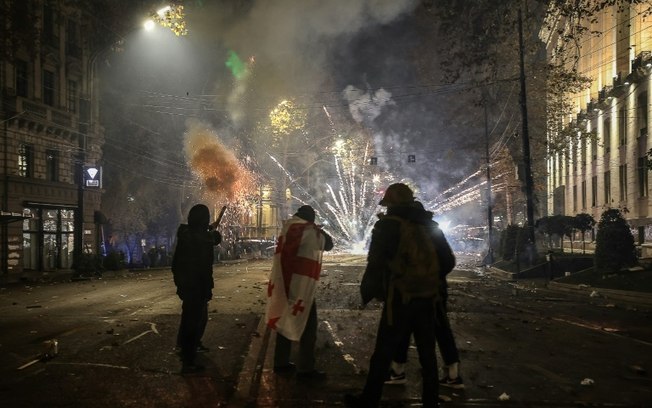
[265,216,327,341]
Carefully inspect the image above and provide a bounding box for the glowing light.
[269,100,305,138]
[226,50,247,79]
[268,129,392,252]
[183,120,255,202]
[149,3,187,36]
[144,19,155,31]
[157,6,172,16]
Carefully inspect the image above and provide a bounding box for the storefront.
[22,204,76,271]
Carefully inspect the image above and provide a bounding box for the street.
[1,254,651,407]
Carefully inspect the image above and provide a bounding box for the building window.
[619,164,627,201]
[67,80,77,113]
[43,3,59,48]
[46,149,59,181]
[18,144,34,177]
[591,176,598,207]
[43,69,55,106]
[15,60,28,97]
[573,185,577,212]
[581,180,587,209]
[603,118,611,154]
[604,171,611,205]
[619,107,627,146]
[23,207,75,270]
[66,19,81,58]
[638,157,648,198]
[591,137,597,161]
[638,92,648,138]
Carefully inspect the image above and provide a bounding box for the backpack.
[386,216,440,304]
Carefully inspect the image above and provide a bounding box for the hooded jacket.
[172,205,222,300]
[361,203,455,305]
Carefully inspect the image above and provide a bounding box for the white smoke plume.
[342,85,395,124]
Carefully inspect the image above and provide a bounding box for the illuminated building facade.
[542,4,652,248]
[0,1,103,275]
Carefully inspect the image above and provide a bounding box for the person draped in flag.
[265,205,333,380]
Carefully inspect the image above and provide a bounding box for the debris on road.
[580,378,595,386]
[124,323,159,345]
[498,392,510,401]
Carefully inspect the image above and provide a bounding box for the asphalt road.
[1,254,651,407]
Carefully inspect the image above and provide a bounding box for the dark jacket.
[360,204,455,305]
[172,224,222,301]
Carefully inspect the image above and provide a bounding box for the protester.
[384,202,463,389]
[345,183,455,408]
[171,204,222,374]
[265,205,334,380]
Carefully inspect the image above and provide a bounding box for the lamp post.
[73,8,180,272]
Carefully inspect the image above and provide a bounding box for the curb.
[548,281,652,307]
[232,315,271,407]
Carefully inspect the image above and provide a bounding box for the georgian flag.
[265,216,326,341]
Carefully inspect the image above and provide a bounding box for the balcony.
[12,97,77,129]
[5,97,82,143]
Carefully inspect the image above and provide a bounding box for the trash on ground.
[629,365,647,376]
[590,290,600,297]
[581,378,594,386]
[498,392,510,401]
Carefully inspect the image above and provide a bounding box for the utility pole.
[518,7,536,245]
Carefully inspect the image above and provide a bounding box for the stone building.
[543,4,652,249]
[0,1,103,276]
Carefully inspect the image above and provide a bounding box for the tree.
[594,208,636,274]
[499,224,530,262]
[535,216,554,248]
[574,213,596,253]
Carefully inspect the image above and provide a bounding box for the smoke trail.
[183,119,255,201]
[342,85,395,124]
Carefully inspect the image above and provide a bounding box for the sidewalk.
[486,265,652,308]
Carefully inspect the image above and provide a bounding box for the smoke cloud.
[183,119,255,201]
[342,85,395,124]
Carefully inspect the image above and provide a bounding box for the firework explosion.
[184,120,256,203]
[269,135,392,253]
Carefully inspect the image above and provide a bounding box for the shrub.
[594,208,636,274]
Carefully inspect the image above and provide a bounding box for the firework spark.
[184,120,255,202]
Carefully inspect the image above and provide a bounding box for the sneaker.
[384,368,407,385]
[439,375,464,389]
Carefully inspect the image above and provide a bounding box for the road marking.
[124,323,159,344]
[322,320,361,374]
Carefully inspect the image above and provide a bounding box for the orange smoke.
[184,120,255,201]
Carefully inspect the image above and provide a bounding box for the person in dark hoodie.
[384,201,463,389]
[345,183,456,408]
[172,204,222,374]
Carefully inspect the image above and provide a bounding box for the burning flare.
[183,120,255,201]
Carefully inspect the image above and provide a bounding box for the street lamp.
[74,13,177,271]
